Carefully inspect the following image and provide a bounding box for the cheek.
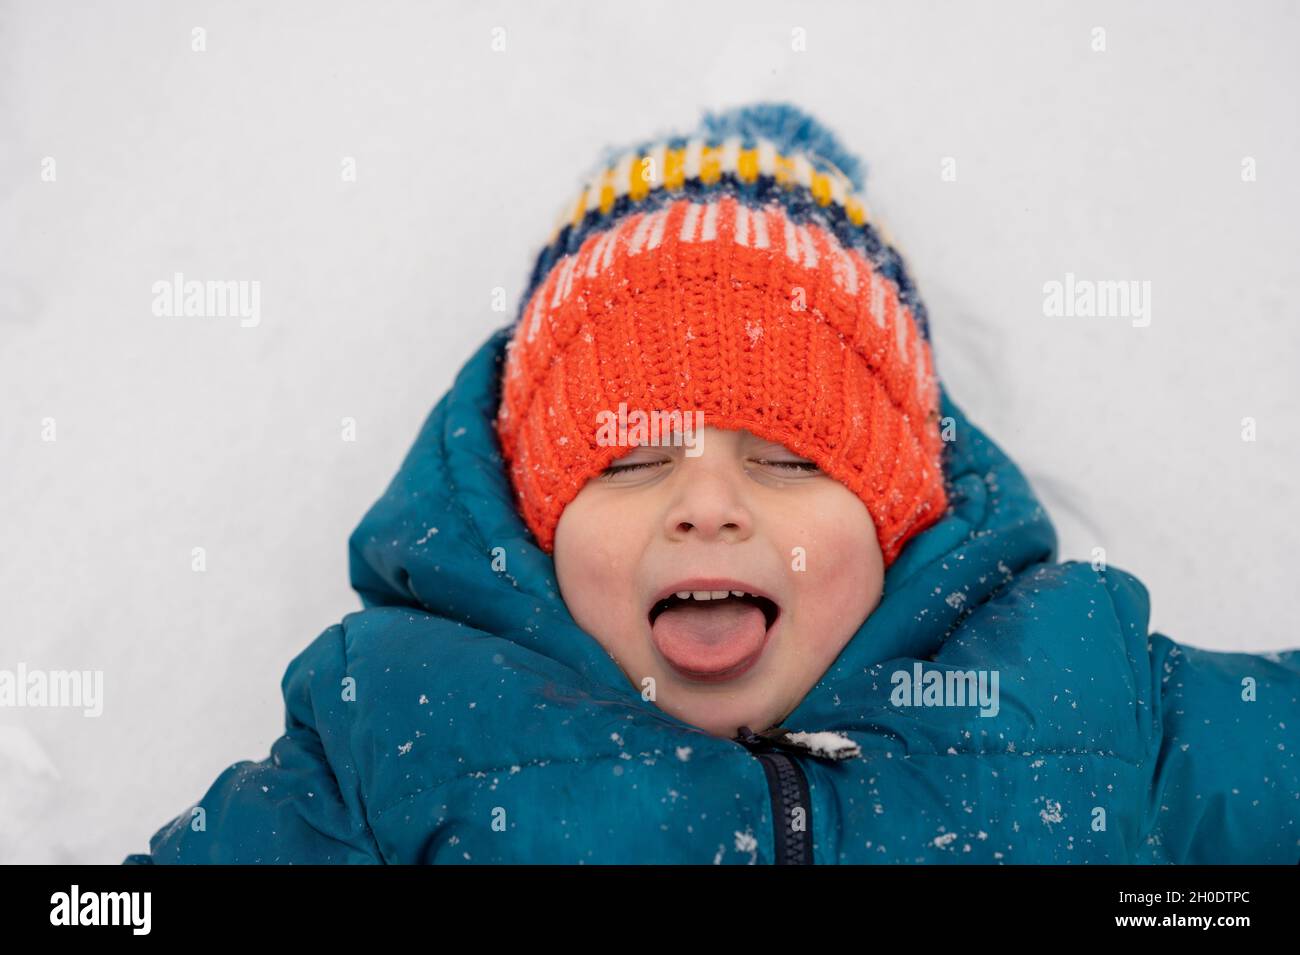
[782,494,882,617]
[807,532,874,603]
[554,500,642,631]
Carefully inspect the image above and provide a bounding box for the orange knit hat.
[495,103,948,566]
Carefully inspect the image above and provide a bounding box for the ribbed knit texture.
[495,104,948,565]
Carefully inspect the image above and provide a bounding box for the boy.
[126,103,1299,864]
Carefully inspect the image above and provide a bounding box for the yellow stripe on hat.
[699,143,723,184]
[598,166,617,215]
[845,196,867,226]
[556,138,881,243]
[664,147,686,190]
[737,146,760,183]
[810,171,833,206]
[629,154,651,202]
[570,187,589,227]
[772,151,796,188]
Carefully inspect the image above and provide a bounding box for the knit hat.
[495,102,948,566]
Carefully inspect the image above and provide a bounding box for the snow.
[734,830,757,854]
[785,730,861,760]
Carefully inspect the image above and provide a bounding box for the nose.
[662,459,754,544]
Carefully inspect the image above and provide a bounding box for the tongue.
[651,599,767,676]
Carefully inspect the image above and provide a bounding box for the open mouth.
[647,587,781,683]
[648,590,780,630]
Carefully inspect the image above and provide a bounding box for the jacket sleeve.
[1143,632,1300,864]
[122,624,385,864]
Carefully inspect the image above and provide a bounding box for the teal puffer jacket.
[124,326,1300,864]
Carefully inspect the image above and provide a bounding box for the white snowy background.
[2,0,1296,864]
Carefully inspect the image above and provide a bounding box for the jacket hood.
[347,324,1058,733]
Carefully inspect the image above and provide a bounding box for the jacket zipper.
[735,726,814,864]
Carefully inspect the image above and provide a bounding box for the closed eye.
[753,459,820,472]
[599,459,667,477]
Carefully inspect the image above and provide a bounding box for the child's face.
[553,426,884,738]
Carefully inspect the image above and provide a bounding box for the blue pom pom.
[694,101,867,193]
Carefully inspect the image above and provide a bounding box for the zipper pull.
[734,725,862,761]
[733,725,775,753]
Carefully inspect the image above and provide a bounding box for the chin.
[664,695,783,739]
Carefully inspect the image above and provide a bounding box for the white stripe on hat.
[797,224,818,268]
[829,173,848,206]
[525,288,547,343]
[646,145,667,189]
[836,247,858,294]
[628,211,656,255]
[700,201,719,242]
[783,216,799,264]
[611,152,634,198]
[683,140,703,180]
[680,202,701,242]
[792,154,813,189]
[585,231,612,278]
[751,204,770,249]
[602,217,630,271]
[735,204,751,247]
[646,207,668,251]
[895,304,911,361]
[550,253,578,307]
[870,271,887,328]
[720,136,741,175]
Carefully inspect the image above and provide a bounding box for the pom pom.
[695,101,867,193]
